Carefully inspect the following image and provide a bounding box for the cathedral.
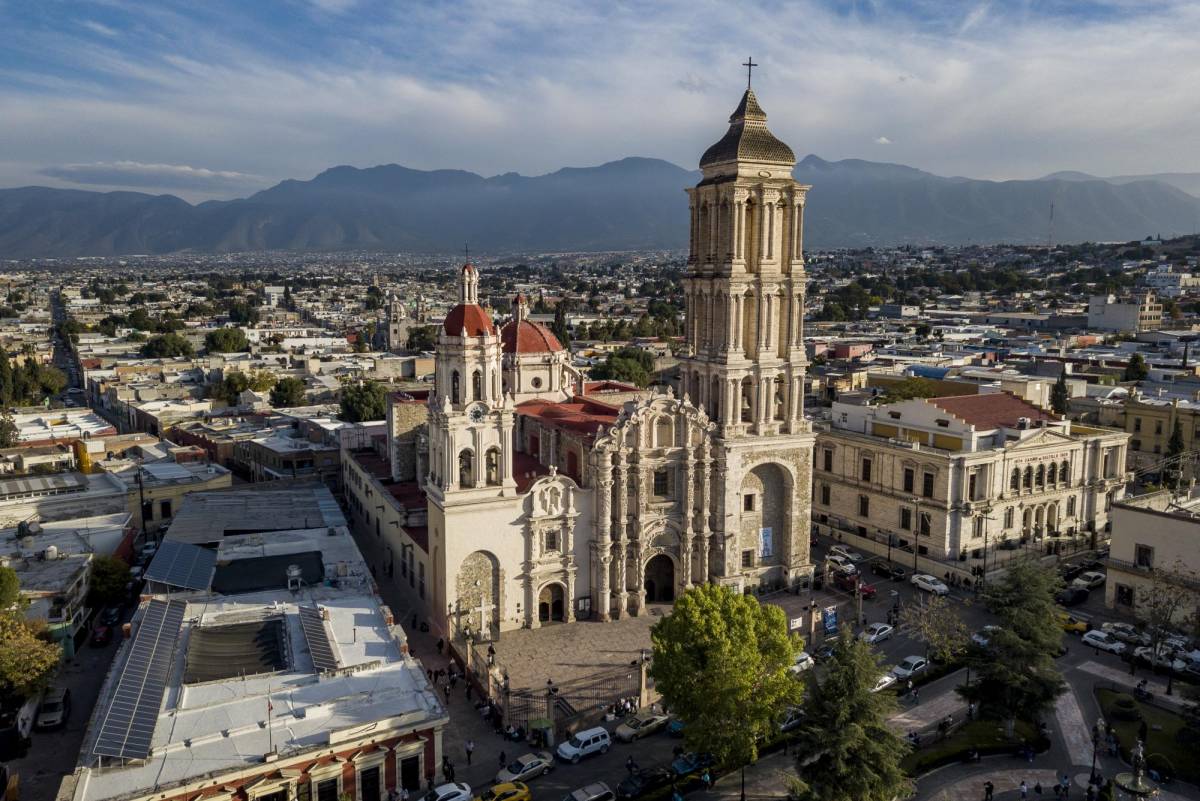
[370,86,815,636]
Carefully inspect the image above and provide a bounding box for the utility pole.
[911,497,922,574]
[135,462,149,545]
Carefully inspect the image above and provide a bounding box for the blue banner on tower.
[822,605,838,635]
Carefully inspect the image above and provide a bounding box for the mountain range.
[2,155,1198,257]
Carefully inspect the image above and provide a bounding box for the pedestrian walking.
[968,702,976,721]
[1021,780,1028,801]
[626,756,638,775]
[498,750,507,769]
[1060,774,1070,800]
[1034,781,1042,798]
[702,770,712,790]
[984,781,994,801]
[1053,783,1061,799]
[466,739,475,766]
[401,788,410,801]
[437,638,445,655]
[488,644,496,665]
[443,684,451,704]
[912,687,920,705]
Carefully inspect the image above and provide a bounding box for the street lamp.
[1090,718,1104,784]
[911,497,922,574]
[977,503,995,589]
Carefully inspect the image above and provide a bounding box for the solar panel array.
[144,540,217,591]
[94,599,186,760]
[299,604,339,672]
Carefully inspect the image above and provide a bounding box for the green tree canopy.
[406,325,437,352]
[1124,352,1148,382]
[960,561,1065,731]
[0,612,60,697]
[141,333,194,359]
[0,411,17,449]
[205,327,250,353]
[790,628,911,801]
[340,381,389,422]
[650,584,803,771]
[879,376,940,403]
[1050,371,1070,415]
[88,556,131,609]
[213,371,251,404]
[0,565,19,609]
[589,347,655,388]
[270,376,307,408]
[899,594,970,663]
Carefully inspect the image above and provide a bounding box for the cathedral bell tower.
[680,75,815,588]
[427,262,516,501]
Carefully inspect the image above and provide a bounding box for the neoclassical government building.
[348,86,816,636]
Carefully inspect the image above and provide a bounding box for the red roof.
[926,393,1056,430]
[443,303,496,337]
[500,319,563,354]
[516,397,619,437]
[513,451,550,493]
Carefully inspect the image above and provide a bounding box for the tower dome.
[699,88,795,169]
[442,261,496,337]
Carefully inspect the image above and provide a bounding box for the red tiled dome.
[501,319,563,354]
[443,303,495,337]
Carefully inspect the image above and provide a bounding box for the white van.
[556,727,611,763]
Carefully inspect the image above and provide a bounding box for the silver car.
[496,752,555,784]
[35,687,71,730]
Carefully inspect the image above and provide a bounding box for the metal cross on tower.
[743,57,758,89]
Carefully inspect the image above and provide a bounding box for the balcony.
[1105,557,1200,591]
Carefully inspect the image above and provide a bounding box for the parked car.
[833,572,877,598]
[789,652,815,675]
[829,545,866,563]
[1072,571,1106,590]
[971,625,1001,647]
[911,574,949,596]
[1057,563,1086,582]
[90,624,113,647]
[617,768,673,801]
[496,752,555,784]
[859,623,893,644]
[778,706,805,733]
[35,688,70,730]
[431,784,473,801]
[813,643,837,662]
[891,656,929,680]
[666,718,685,738]
[98,607,122,627]
[475,784,530,801]
[869,560,906,581]
[1056,587,1090,607]
[1101,622,1150,647]
[1133,646,1187,673]
[1056,611,1090,634]
[614,711,669,742]
[871,673,897,693]
[563,783,615,801]
[826,555,858,575]
[1081,630,1127,655]
[556,727,611,763]
[670,752,714,778]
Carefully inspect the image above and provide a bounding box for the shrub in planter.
[1110,694,1142,722]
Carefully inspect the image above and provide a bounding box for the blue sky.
[1,0,1197,201]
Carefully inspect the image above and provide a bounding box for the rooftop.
[926,393,1057,430]
[163,483,346,546]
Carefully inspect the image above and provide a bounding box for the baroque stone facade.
[415,87,815,637]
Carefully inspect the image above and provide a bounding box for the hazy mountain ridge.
[1041,170,1200,198]
[2,155,1197,257]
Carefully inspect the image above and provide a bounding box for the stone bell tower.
[679,73,815,589]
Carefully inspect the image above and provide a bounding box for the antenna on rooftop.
[1047,201,1054,249]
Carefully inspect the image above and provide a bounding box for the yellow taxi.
[474,783,531,801]
[1056,610,1089,634]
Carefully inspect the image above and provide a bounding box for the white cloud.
[80,20,119,38]
[874,136,892,145]
[38,161,266,191]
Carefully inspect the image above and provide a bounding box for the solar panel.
[144,540,217,591]
[298,604,339,672]
[94,599,186,760]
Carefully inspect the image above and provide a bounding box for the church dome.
[443,303,496,337]
[501,319,564,354]
[699,89,795,168]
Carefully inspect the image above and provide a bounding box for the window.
[1135,544,1154,569]
[1010,468,1019,491]
[159,499,172,519]
[903,468,915,493]
[1131,438,1141,451]
[743,494,755,512]
[861,458,872,482]
[1067,496,1076,516]
[1004,507,1014,528]
[545,531,559,552]
[1048,463,1057,484]
[653,469,671,497]
[820,484,830,505]
[1035,464,1045,486]
[741,550,754,568]
[1134,417,1142,432]
[1115,585,1134,607]
[922,471,934,499]
[141,500,153,522]
[918,512,931,537]
[900,507,912,530]
[973,516,984,538]
[1023,466,1032,489]
[858,495,870,517]
[1061,461,1070,484]
[1155,420,1163,435]
[968,473,977,501]
[451,370,461,404]
[823,449,833,471]
[472,370,483,401]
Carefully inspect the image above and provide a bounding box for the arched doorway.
[538,583,566,623]
[644,555,676,604]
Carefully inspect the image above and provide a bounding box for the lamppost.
[1090,718,1104,784]
[911,497,922,574]
[977,503,995,589]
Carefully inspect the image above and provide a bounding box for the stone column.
[699,444,712,581]
[734,292,745,351]
[632,462,649,614]
[734,201,745,261]
[689,204,698,261]
[682,452,696,588]
[614,453,629,618]
[564,519,577,623]
[790,201,802,263]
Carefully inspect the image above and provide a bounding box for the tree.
[87,556,131,609]
[1163,419,1186,488]
[0,565,19,609]
[590,347,655,387]
[214,371,251,404]
[1050,371,1070,415]
[899,594,970,663]
[340,381,389,422]
[406,325,437,352]
[960,561,1065,733]
[651,585,803,773]
[270,377,307,408]
[790,628,911,801]
[880,376,939,403]
[0,612,60,697]
[551,304,571,348]
[205,327,250,353]
[141,333,194,358]
[1137,559,1199,694]
[1124,353,1148,382]
[0,411,17,449]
